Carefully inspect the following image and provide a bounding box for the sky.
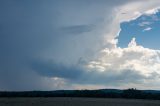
[1,0,160,91]
[118,11,160,49]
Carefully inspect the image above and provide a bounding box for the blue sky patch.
[118,11,160,49]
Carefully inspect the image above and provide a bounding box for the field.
[0,97,160,106]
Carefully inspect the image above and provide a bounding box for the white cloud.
[145,8,160,15]
[138,21,152,27]
[86,38,160,88]
[143,27,152,31]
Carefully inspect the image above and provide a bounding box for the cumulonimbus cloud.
[33,0,160,90]
[1,0,160,90]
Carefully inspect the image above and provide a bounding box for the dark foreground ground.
[0,97,160,106]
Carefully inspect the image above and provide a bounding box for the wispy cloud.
[59,25,94,35]
[143,27,152,32]
[138,21,152,27]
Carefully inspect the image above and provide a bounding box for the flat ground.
[0,97,160,106]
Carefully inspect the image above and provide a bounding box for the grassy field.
[0,97,160,106]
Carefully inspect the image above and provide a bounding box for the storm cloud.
[1,0,160,90]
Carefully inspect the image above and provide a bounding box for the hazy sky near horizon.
[1,0,160,91]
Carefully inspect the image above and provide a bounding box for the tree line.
[0,88,160,100]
